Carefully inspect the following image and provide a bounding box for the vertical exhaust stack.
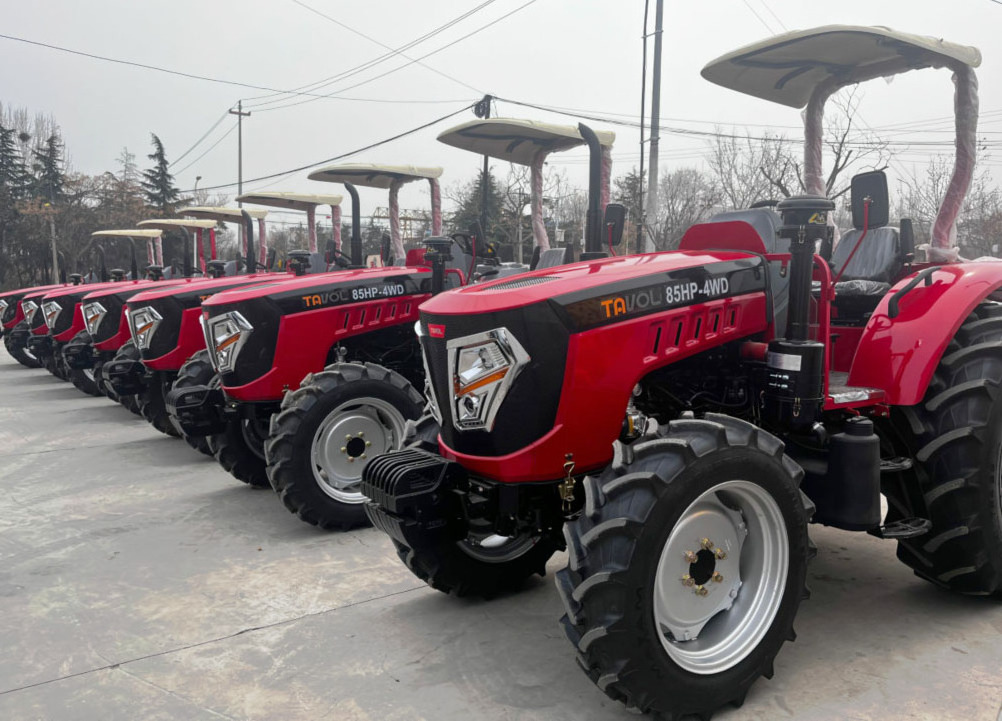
[181,228,194,278]
[761,195,834,431]
[344,182,363,267]
[579,123,605,260]
[96,246,109,282]
[242,209,256,275]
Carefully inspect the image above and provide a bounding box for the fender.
[848,263,1002,405]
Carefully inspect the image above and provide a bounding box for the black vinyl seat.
[830,226,905,320]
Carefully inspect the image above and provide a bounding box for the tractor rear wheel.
[67,331,102,397]
[139,377,181,438]
[884,301,1002,595]
[265,362,423,530]
[170,351,215,456]
[209,418,271,487]
[556,414,812,720]
[4,324,41,368]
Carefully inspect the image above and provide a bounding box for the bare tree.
[652,167,719,250]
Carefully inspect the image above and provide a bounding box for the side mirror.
[603,203,628,247]
[851,170,889,229]
[899,217,915,260]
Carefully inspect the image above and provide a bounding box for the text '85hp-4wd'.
[361,26,1002,720]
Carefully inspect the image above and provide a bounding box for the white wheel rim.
[309,397,407,504]
[653,479,789,675]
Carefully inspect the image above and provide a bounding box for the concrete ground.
[0,349,1001,721]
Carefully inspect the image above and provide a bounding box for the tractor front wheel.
[138,376,181,438]
[4,324,41,368]
[266,362,423,530]
[884,301,1002,595]
[556,414,812,720]
[67,331,101,397]
[170,351,216,456]
[104,340,142,415]
[209,417,271,488]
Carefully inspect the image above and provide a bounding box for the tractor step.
[880,457,913,473]
[866,517,931,540]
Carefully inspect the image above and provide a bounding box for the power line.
[173,122,238,177]
[183,102,476,193]
[0,32,474,105]
[241,0,494,107]
[169,111,228,168]
[253,0,541,114]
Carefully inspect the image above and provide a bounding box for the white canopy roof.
[236,191,343,210]
[702,25,981,108]
[177,206,268,221]
[137,219,217,231]
[91,229,162,238]
[307,163,443,189]
[438,118,615,165]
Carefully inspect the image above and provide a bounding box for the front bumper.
[165,383,227,437]
[361,447,469,548]
[104,356,148,396]
[7,324,29,349]
[27,334,53,358]
[63,339,96,370]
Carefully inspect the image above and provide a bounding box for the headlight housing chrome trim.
[41,301,63,330]
[22,300,38,324]
[128,305,163,351]
[82,301,108,336]
[446,327,529,432]
[205,310,253,374]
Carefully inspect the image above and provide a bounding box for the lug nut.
[681,574,695,587]
[340,446,347,453]
[701,538,713,550]
[683,551,698,563]
[345,434,352,440]
[360,454,366,460]
[348,457,355,463]
[715,548,727,560]
[695,585,708,596]
[358,432,364,437]
[365,441,372,447]
[712,572,723,583]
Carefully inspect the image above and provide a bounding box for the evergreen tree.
[30,133,64,202]
[0,120,26,194]
[141,133,180,213]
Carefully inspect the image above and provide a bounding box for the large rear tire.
[265,362,423,530]
[171,351,216,456]
[209,418,271,487]
[4,324,41,368]
[884,301,1002,595]
[556,415,812,720]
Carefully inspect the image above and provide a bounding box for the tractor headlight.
[22,300,38,324]
[128,305,163,350]
[0,299,8,316]
[205,311,253,374]
[42,301,62,330]
[82,302,108,335]
[447,328,529,431]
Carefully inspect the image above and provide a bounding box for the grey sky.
[2,0,1000,218]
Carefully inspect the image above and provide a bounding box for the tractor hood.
[82,280,171,346]
[420,250,765,323]
[1,284,66,329]
[201,266,433,315]
[38,280,142,339]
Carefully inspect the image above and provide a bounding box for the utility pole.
[644,0,664,253]
[47,205,58,284]
[638,0,650,253]
[229,101,251,204]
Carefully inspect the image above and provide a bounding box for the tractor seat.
[830,226,902,298]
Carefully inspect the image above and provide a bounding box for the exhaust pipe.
[578,123,603,258]
[242,209,256,275]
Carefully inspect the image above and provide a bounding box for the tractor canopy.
[438,118,615,258]
[137,218,217,276]
[307,164,443,261]
[236,191,343,267]
[179,206,269,270]
[92,228,163,277]
[702,25,981,258]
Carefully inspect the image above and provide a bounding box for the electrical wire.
[169,111,229,168]
[241,0,495,107]
[172,122,238,177]
[253,0,541,114]
[182,103,476,193]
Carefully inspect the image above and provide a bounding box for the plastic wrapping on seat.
[830,227,901,282]
[834,279,891,297]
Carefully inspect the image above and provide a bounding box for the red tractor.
[2,282,72,368]
[109,199,345,447]
[361,26,999,720]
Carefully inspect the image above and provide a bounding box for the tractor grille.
[474,276,559,293]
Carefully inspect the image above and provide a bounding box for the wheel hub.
[653,480,789,675]
[310,397,407,504]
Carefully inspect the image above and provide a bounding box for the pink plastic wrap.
[429,178,442,236]
[803,84,835,197]
[601,145,612,213]
[331,204,342,252]
[209,228,217,260]
[932,65,979,252]
[196,229,206,273]
[389,179,405,260]
[239,224,247,257]
[258,218,268,268]
[146,238,154,267]
[306,206,318,253]
[531,149,549,252]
